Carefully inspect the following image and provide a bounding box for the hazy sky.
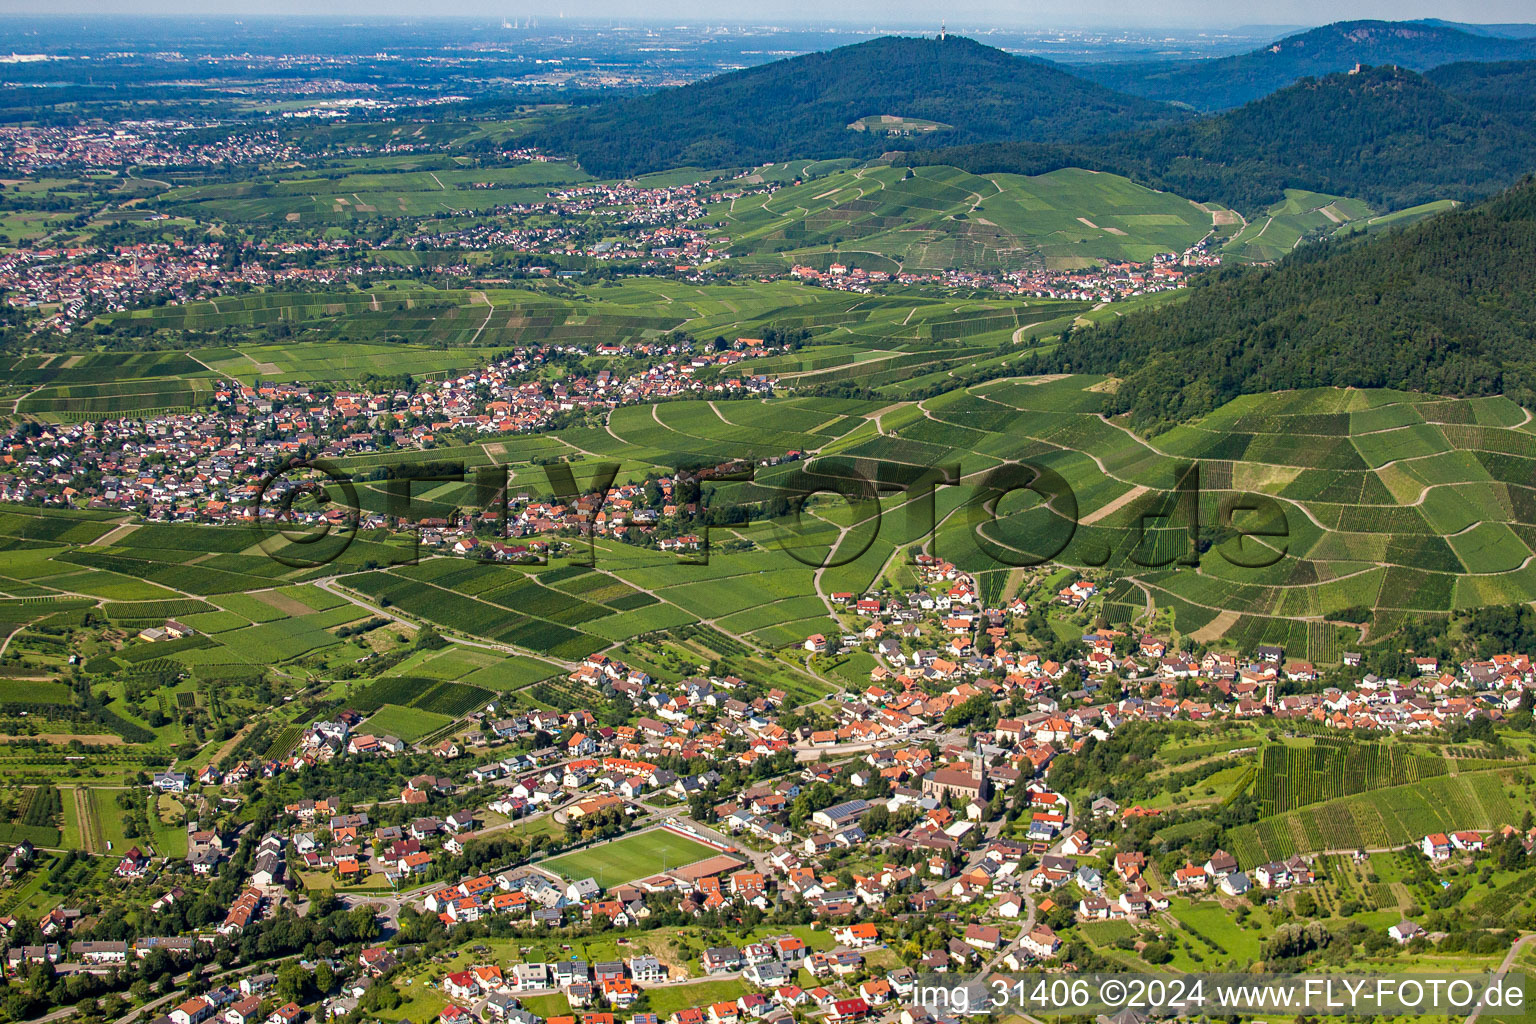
[7,0,1536,28]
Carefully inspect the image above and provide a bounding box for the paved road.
[114,959,277,1024]
[974,797,1076,976]
[1466,932,1533,1024]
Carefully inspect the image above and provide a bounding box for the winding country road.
[1466,932,1533,1024]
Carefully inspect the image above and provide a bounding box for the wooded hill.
[528,35,1185,179]
[1426,60,1536,128]
[899,66,1536,214]
[1077,19,1536,110]
[1022,177,1536,434]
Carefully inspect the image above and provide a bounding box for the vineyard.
[1228,767,1530,865]
[1,784,63,846]
[521,678,610,713]
[362,704,453,743]
[264,725,303,759]
[1251,739,1449,817]
[351,676,495,719]
[414,680,497,718]
[345,571,596,659]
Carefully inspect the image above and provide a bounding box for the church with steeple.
[921,754,990,803]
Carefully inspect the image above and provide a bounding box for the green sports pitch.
[541,829,725,885]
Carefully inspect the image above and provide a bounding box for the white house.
[1020,925,1060,959]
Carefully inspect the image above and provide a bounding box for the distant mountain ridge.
[528,35,1186,179]
[1413,19,1536,39]
[1076,19,1536,109]
[899,65,1536,215]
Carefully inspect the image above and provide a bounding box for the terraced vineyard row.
[1251,740,1449,817]
[1228,768,1529,865]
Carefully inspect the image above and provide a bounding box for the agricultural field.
[756,376,1536,659]
[359,376,1535,661]
[541,829,725,886]
[151,157,593,225]
[336,548,814,676]
[350,676,497,718]
[0,351,221,421]
[361,703,454,743]
[1228,766,1533,864]
[114,151,1309,277]
[1219,190,1373,262]
[64,278,1098,416]
[1249,739,1451,817]
[1221,190,1458,263]
[1334,199,1461,240]
[6,372,1527,672]
[12,371,1536,671]
[0,509,565,760]
[847,115,952,135]
[707,164,1219,272]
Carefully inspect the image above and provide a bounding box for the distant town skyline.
[4,2,1535,30]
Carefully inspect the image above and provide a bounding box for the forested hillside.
[528,35,1184,178]
[900,66,1536,214]
[1428,60,1536,128]
[1024,177,1536,433]
[1077,19,1536,109]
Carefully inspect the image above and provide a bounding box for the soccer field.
[542,830,723,885]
